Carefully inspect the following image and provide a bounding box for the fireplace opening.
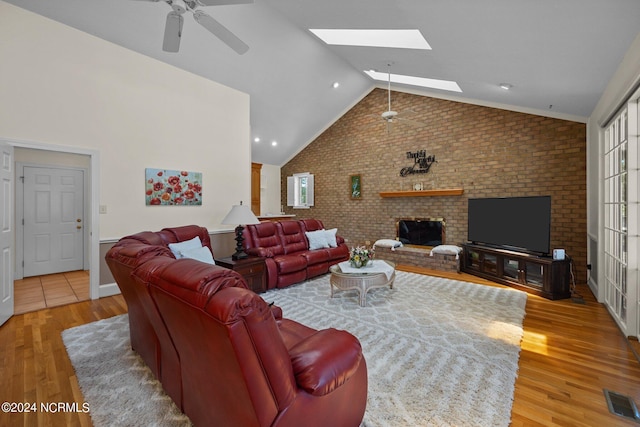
[396,218,445,247]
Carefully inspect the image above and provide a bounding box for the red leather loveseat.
[243,219,349,289]
[106,225,367,426]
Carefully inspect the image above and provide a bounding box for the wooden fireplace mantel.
[379,188,464,198]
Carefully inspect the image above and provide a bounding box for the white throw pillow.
[179,246,215,264]
[306,230,329,250]
[168,236,202,259]
[323,228,338,248]
[374,239,402,248]
[430,245,463,259]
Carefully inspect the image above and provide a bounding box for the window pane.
[300,177,307,204]
[602,106,630,330]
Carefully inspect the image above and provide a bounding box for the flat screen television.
[467,196,551,255]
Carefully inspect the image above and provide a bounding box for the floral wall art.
[350,174,362,199]
[145,168,203,206]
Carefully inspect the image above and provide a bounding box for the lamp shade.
[221,202,260,225]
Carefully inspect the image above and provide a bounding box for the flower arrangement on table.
[350,246,375,268]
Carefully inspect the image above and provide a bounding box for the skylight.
[309,29,431,50]
[364,70,462,93]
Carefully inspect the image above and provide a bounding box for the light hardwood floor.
[1,269,639,426]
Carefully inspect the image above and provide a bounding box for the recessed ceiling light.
[364,70,462,93]
[271,141,277,146]
[253,137,260,143]
[309,29,431,50]
[332,82,340,89]
[499,83,513,90]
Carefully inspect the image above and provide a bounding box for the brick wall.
[282,88,587,283]
[375,246,460,273]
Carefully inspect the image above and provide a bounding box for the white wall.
[588,31,640,233]
[587,31,640,299]
[260,163,282,215]
[0,2,250,239]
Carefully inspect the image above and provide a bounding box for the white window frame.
[287,172,314,209]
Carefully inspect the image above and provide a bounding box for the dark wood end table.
[216,256,267,294]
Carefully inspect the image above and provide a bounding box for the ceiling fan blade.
[398,108,419,118]
[163,11,183,52]
[193,10,249,54]
[396,117,426,128]
[198,0,253,5]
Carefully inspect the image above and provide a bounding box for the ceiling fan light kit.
[140,0,253,54]
[171,0,187,13]
[381,110,398,121]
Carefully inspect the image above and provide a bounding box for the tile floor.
[14,270,90,315]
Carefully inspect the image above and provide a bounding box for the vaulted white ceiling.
[5,0,640,165]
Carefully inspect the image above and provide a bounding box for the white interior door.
[0,142,14,326]
[23,166,84,277]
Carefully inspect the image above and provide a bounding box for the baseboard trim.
[98,282,121,299]
[587,278,599,302]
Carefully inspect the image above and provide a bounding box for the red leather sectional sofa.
[243,219,349,289]
[105,225,367,427]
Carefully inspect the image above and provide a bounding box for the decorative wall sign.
[350,174,362,199]
[145,168,202,206]
[400,150,437,177]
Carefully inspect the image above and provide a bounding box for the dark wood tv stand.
[461,243,570,300]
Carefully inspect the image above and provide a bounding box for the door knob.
[77,225,82,229]
[77,218,82,222]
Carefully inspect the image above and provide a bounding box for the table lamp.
[221,201,260,260]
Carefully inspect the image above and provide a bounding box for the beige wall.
[0,2,251,240]
[283,88,588,282]
[14,148,91,168]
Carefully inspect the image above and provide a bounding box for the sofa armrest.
[246,247,274,258]
[270,304,283,319]
[289,329,363,396]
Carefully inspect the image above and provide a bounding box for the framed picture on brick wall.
[350,174,362,199]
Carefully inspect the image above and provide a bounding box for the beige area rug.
[62,271,527,427]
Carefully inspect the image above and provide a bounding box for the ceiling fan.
[369,63,427,133]
[135,0,253,54]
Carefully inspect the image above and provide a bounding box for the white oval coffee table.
[329,260,396,307]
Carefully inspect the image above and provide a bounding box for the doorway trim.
[16,163,90,279]
[5,138,101,300]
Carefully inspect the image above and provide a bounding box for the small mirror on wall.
[350,174,362,199]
